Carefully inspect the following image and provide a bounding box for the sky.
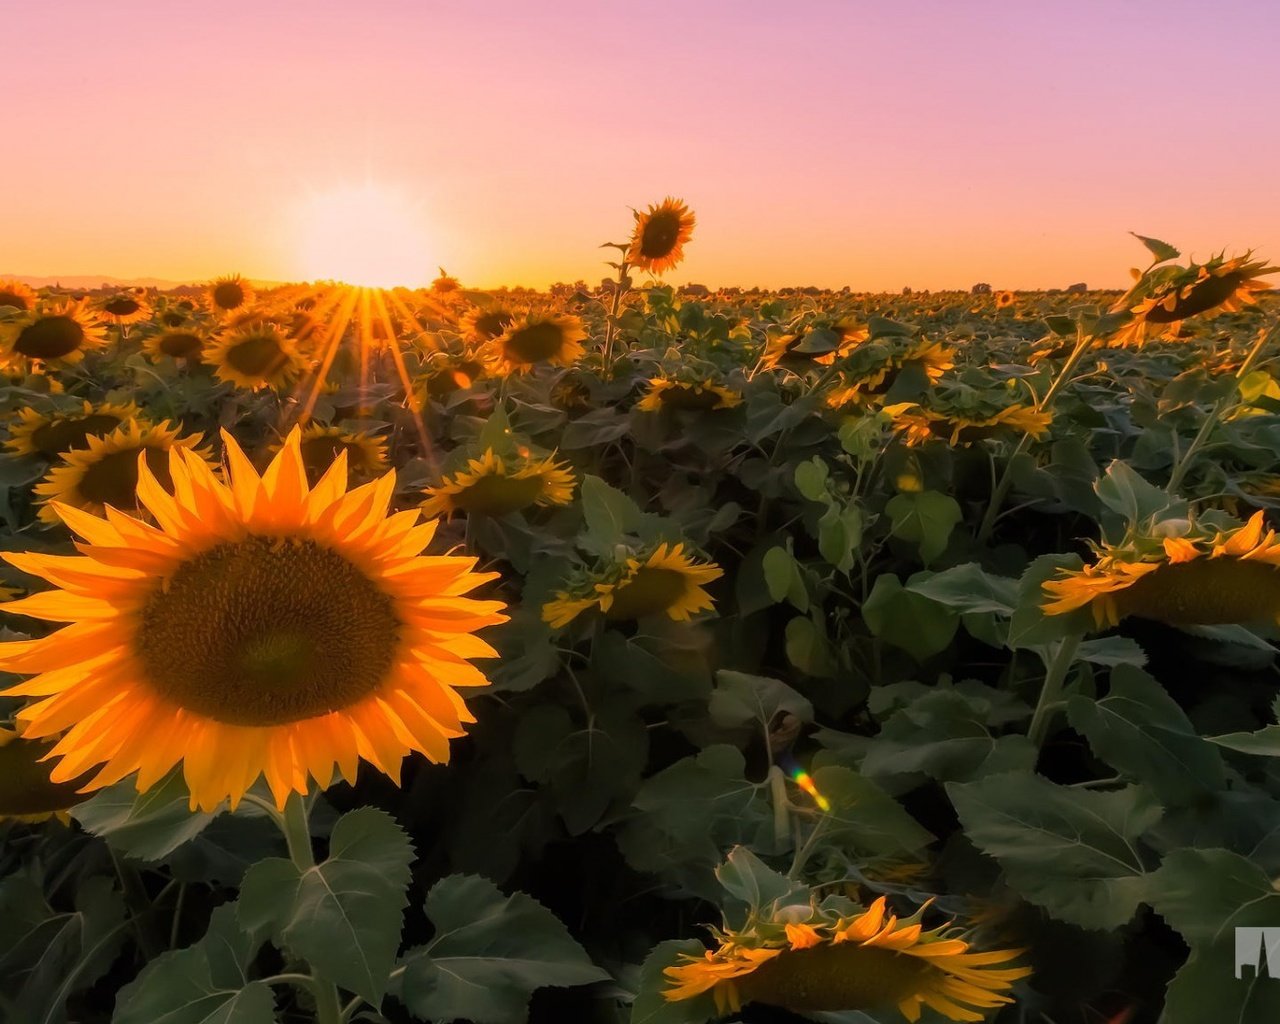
[4,0,1278,291]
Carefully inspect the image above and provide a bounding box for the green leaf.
[885,491,961,565]
[1094,459,1182,527]
[948,772,1161,929]
[862,573,958,660]
[709,670,813,731]
[1067,664,1226,805]
[1208,726,1280,756]
[1007,554,1092,650]
[761,545,808,610]
[817,503,861,573]
[715,846,807,914]
[784,615,836,677]
[810,766,934,857]
[239,808,413,1007]
[904,563,1018,616]
[580,474,645,542]
[794,457,829,501]
[113,904,276,1024]
[395,875,606,1024]
[629,940,714,1024]
[1130,231,1181,264]
[72,770,217,861]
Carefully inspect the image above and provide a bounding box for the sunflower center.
[605,567,688,620]
[505,322,566,364]
[472,311,514,339]
[14,316,85,359]
[453,473,545,515]
[640,211,682,259]
[1145,272,1245,323]
[157,331,203,359]
[0,289,32,311]
[135,537,400,725]
[1115,557,1280,625]
[30,413,127,457]
[77,445,174,510]
[226,333,287,378]
[0,735,91,816]
[212,281,247,309]
[104,297,142,317]
[735,944,936,1012]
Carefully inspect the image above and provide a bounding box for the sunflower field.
[0,211,1279,1024]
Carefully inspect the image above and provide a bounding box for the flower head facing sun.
[459,306,515,344]
[488,313,587,374]
[0,427,508,811]
[145,326,207,362]
[995,290,1016,309]
[543,543,722,629]
[0,279,37,311]
[6,401,143,459]
[207,274,256,314]
[628,197,696,275]
[1,301,109,366]
[422,448,576,518]
[1043,511,1280,629]
[97,291,151,326]
[33,420,211,524]
[664,896,1029,1020]
[206,322,306,390]
[0,728,94,824]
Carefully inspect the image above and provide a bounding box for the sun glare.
[293,182,434,289]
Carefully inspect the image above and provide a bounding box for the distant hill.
[1,274,284,291]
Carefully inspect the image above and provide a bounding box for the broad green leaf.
[794,457,829,501]
[113,904,276,1024]
[904,563,1018,616]
[784,615,836,677]
[1067,665,1226,805]
[580,474,644,541]
[715,846,807,914]
[810,766,934,857]
[709,669,813,731]
[1094,459,1182,527]
[1007,554,1092,650]
[885,490,961,565]
[1076,635,1147,667]
[862,573,958,660]
[629,940,714,1024]
[1130,231,1180,264]
[761,545,808,610]
[948,772,1161,928]
[73,770,217,861]
[817,503,861,573]
[239,808,413,1006]
[396,874,606,1024]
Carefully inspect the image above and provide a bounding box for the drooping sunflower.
[0,428,508,811]
[97,291,151,326]
[6,400,143,458]
[1043,511,1280,629]
[459,306,516,344]
[144,326,206,362]
[760,320,868,372]
[205,322,305,390]
[0,728,93,824]
[1110,252,1276,347]
[627,197,696,275]
[422,447,576,518]
[664,896,1029,1021]
[273,425,388,485]
[488,312,587,374]
[33,420,210,524]
[542,543,722,628]
[889,402,1052,447]
[207,274,256,314]
[995,290,1016,309]
[420,350,487,400]
[0,279,37,311]
[635,376,743,411]
[826,339,954,409]
[0,301,109,366]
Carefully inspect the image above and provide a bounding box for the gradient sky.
[5,0,1277,290]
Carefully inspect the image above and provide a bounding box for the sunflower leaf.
[72,770,218,861]
[1130,232,1181,264]
[393,874,607,1024]
[629,939,717,1024]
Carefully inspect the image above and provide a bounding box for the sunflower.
[0,728,93,824]
[1110,253,1276,347]
[0,301,109,365]
[422,448,575,518]
[207,274,256,314]
[760,321,868,372]
[144,326,206,362]
[459,306,516,344]
[488,313,587,374]
[995,291,1015,309]
[6,401,143,458]
[97,291,151,326]
[543,543,722,628]
[1043,511,1280,629]
[636,376,743,411]
[274,425,388,485]
[420,351,487,399]
[0,279,37,311]
[0,428,508,811]
[205,322,305,390]
[33,420,210,524]
[627,198,696,275]
[664,896,1029,1021]
[890,403,1052,447]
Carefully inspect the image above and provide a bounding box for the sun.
[293,182,435,289]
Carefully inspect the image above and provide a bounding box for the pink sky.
[5,0,1276,290]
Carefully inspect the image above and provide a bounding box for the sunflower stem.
[601,261,630,374]
[279,792,344,1024]
[1027,634,1081,749]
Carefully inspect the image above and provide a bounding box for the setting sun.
[292,182,433,289]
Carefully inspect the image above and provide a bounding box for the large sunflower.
[422,448,575,518]
[0,728,93,824]
[144,325,207,362]
[889,402,1051,447]
[542,543,722,628]
[0,279,37,311]
[97,291,151,326]
[760,321,867,372]
[627,197,696,275]
[1110,252,1276,347]
[33,420,210,524]
[1043,511,1280,629]
[207,274,256,314]
[0,301,109,365]
[488,313,587,374]
[0,428,508,811]
[6,400,143,458]
[664,896,1029,1021]
[273,425,388,485]
[205,322,305,390]
[636,376,743,412]
[459,306,516,344]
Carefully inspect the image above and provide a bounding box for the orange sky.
[5,1,1277,290]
